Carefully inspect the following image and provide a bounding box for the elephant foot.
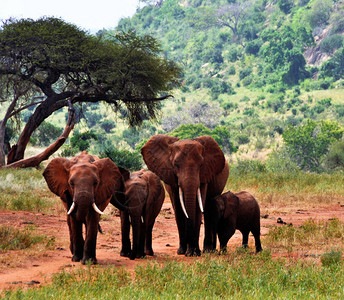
[177,247,186,255]
[203,245,216,253]
[185,248,201,257]
[81,257,97,265]
[255,247,263,253]
[120,249,131,257]
[145,249,154,256]
[72,255,82,262]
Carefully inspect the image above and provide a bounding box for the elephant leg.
[185,209,202,257]
[82,212,100,265]
[171,199,187,255]
[241,230,249,249]
[203,200,217,252]
[130,216,141,260]
[138,219,146,258]
[218,223,235,253]
[145,221,154,256]
[251,227,262,253]
[68,215,84,262]
[120,210,131,257]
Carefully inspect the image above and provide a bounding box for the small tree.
[0,17,181,166]
[282,119,344,172]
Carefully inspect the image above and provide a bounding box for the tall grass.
[0,225,55,252]
[227,163,344,205]
[3,252,344,299]
[0,168,55,212]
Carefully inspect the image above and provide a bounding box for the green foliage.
[307,0,333,29]
[100,146,143,171]
[30,121,62,147]
[6,251,344,298]
[169,123,237,154]
[282,119,344,171]
[321,249,343,267]
[0,168,51,212]
[278,0,294,14]
[321,47,344,80]
[0,225,53,251]
[323,140,344,171]
[319,34,343,54]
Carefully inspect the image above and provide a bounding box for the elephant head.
[43,151,124,264]
[120,169,165,259]
[141,134,226,256]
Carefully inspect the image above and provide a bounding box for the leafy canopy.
[282,119,344,172]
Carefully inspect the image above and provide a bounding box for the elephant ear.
[43,157,72,200]
[144,170,164,205]
[93,158,123,205]
[193,135,225,183]
[223,191,239,216]
[141,134,179,186]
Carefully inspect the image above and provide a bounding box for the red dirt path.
[1,200,344,292]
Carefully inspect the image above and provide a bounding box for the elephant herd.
[43,134,262,265]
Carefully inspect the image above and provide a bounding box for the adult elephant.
[141,135,229,256]
[43,151,125,264]
[119,169,165,260]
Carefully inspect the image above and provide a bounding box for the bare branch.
[2,101,75,169]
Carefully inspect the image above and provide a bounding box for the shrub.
[323,141,344,171]
[319,34,343,54]
[321,249,342,267]
[100,146,143,171]
[231,159,266,176]
[31,122,62,147]
[239,67,252,80]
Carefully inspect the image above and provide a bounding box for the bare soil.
[1,199,344,292]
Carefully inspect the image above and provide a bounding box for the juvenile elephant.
[119,169,165,260]
[141,135,229,256]
[209,191,262,253]
[43,151,125,264]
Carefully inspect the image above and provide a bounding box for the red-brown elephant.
[141,135,229,256]
[43,151,125,264]
[119,169,165,260]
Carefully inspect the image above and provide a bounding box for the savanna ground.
[1,167,344,298]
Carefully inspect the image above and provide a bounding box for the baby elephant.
[119,169,165,260]
[209,191,262,253]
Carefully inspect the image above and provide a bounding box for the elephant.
[43,151,125,264]
[209,190,262,253]
[141,134,229,256]
[119,169,165,260]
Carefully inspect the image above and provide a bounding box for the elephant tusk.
[67,202,75,215]
[178,187,189,219]
[92,202,104,215]
[197,188,204,213]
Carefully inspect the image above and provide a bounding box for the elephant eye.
[70,181,74,188]
[94,181,98,187]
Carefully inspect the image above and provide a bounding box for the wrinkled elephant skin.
[120,169,165,260]
[209,191,262,253]
[43,151,125,264]
[141,135,229,256]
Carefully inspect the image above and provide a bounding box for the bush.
[100,146,143,171]
[321,249,342,267]
[31,122,62,147]
[319,34,343,54]
[237,134,250,145]
[231,159,266,176]
[323,141,344,171]
[239,67,252,80]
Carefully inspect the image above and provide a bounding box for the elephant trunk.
[70,191,103,221]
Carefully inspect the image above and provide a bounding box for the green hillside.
[3,0,344,172]
[87,0,343,164]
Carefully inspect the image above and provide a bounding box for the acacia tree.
[0,17,181,166]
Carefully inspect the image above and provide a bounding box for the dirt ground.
[1,199,344,292]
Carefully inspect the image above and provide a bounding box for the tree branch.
[2,101,75,169]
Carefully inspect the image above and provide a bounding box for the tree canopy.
[0,17,181,165]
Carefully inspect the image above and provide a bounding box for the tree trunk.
[2,102,75,169]
[7,96,69,164]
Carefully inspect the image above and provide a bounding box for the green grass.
[265,219,344,253]
[0,168,54,212]
[227,169,344,204]
[3,251,344,299]
[0,225,54,252]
